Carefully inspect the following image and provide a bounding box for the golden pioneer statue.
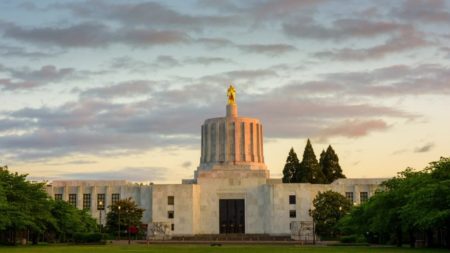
[227,85,236,104]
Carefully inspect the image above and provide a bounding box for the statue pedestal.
[226,103,238,117]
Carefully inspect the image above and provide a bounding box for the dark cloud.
[0,64,103,91]
[184,57,232,65]
[317,119,389,140]
[1,21,191,48]
[181,161,192,169]
[414,143,434,153]
[0,65,76,90]
[314,29,429,61]
[283,18,409,40]
[0,75,413,161]
[56,0,238,31]
[322,64,450,96]
[237,44,296,56]
[197,37,296,56]
[394,0,450,23]
[79,80,154,99]
[0,44,60,58]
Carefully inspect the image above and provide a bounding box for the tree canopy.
[338,157,450,248]
[320,145,346,183]
[297,139,325,183]
[310,190,352,238]
[282,140,344,184]
[282,148,300,183]
[106,198,144,238]
[0,165,98,245]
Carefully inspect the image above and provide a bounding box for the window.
[97,194,105,210]
[83,194,91,210]
[289,195,296,205]
[168,211,174,219]
[68,194,77,207]
[171,224,175,231]
[345,192,354,203]
[289,210,296,218]
[168,196,174,205]
[360,192,368,203]
[54,194,62,201]
[112,193,120,205]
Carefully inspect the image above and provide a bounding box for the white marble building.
[46,87,385,237]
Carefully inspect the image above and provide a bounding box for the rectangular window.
[168,211,174,219]
[68,194,77,207]
[171,224,175,231]
[168,196,174,205]
[345,192,354,203]
[360,192,368,203]
[83,194,91,210]
[97,194,105,210]
[289,195,296,205]
[289,210,296,218]
[54,194,63,201]
[112,193,120,205]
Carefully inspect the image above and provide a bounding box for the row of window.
[54,193,120,209]
[288,192,369,206]
[288,192,369,219]
[345,192,369,204]
[168,196,174,231]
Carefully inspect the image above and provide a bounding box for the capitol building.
[46,86,384,238]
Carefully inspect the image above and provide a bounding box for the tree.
[282,148,300,183]
[0,165,55,245]
[338,157,450,248]
[49,199,98,242]
[106,198,144,239]
[297,139,325,183]
[310,190,352,239]
[320,145,346,183]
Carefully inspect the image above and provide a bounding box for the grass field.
[0,244,448,253]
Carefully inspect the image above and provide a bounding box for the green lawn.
[0,244,448,253]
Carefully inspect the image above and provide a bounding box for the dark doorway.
[219,199,245,234]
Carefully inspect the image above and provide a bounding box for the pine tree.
[297,139,326,183]
[282,147,300,183]
[320,145,346,183]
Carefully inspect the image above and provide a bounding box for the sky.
[0,0,449,183]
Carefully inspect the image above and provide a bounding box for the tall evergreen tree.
[297,139,326,183]
[282,148,300,183]
[320,145,346,183]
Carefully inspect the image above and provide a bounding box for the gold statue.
[227,85,236,104]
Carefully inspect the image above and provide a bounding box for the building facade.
[46,87,385,237]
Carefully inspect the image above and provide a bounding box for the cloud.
[283,18,409,40]
[0,44,60,58]
[181,161,192,169]
[79,80,154,99]
[1,21,191,48]
[0,64,76,90]
[317,119,389,140]
[0,64,104,91]
[322,64,450,96]
[414,143,434,153]
[184,57,232,65]
[314,29,429,61]
[197,37,296,56]
[237,44,297,56]
[394,0,450,23]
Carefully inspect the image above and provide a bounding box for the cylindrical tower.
[196,86,267,178]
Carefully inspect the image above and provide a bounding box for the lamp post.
[99,200,103,233]
[118,205,121,241]
[127,210,131,245]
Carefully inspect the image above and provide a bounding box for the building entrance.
[219,199,245,234]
